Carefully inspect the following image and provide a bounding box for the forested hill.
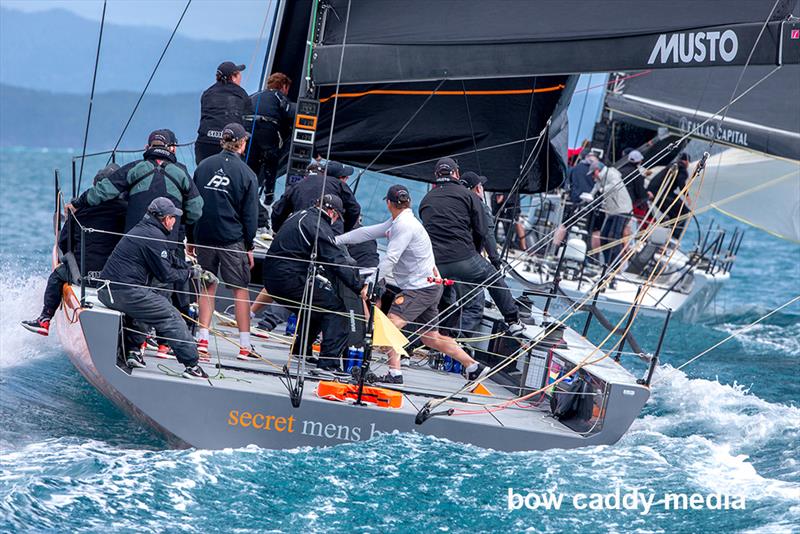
[0,84,199,150]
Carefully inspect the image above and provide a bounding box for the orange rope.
[61,284,82,324]
[319,84,566,103]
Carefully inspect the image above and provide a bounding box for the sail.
[268,0,798,192]
[691,148,800,242]
[312,0,799,85]
[605,65,800,161]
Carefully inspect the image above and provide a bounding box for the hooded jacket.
[99,214,192,289]
[263,208,361,294]
[590,167,633,216]
[73,147,203,243]
[59,198,127,275]
[271,172,361,234]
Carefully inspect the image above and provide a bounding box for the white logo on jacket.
[206,170,230,190]
[160,250,168,259]
[647,30,738,65]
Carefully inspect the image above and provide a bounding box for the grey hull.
[56,299,650,452]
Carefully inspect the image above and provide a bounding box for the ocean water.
[1,148,798,533]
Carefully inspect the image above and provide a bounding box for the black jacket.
[248,89,294,155]
[480,200,499,262]
[189,150,258,250]
[419,180,487,264]
[271,172,361,234]
[619,161,648,208]
[100,215,192,289]
[263,208,361,293]
[196,81,254,146]
[60,198,127,275]
[567,160,594,204]
[73,147,203,243]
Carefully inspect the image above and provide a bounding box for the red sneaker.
[156,344,175,359]
[21,317,50,336]
[197,339,209,355]
[237,346,260,361]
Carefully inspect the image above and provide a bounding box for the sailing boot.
[183,364,209,379]
[375,372,404,385]
[21,316,51,336]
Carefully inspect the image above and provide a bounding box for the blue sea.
[1,147,798,533]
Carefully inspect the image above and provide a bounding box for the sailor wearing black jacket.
[21,165,127,337]
[419,158,523,334]
[97,198,214,379]
[270,161,361,235]
[247,72,295,218]
[263,195,363,371]
[195,61,255,165]
[189,123,259,358]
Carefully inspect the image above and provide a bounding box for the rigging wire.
[461,79,482,175]
[106,0,192,163]
[76,0,107,195]
[655,293,800,382]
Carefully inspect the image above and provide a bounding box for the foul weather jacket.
[72,147,203,243]
[189,149,258,250]
[263,208,361,294]
[270,172,361,234]
[247,89,294,155]
[567,160,595,204]
[59,198,127,275]
[99,214,192,289]
[196,81,254,147]
[619,161,648,209]
[419,180,487,264]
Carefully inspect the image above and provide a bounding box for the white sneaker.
[506,321,526,336]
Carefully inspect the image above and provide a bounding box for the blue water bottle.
[285,313,297,336]
[346,345,358,372]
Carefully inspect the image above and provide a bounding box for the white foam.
[0,271,59,368]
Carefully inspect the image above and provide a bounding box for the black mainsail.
[268,0,799,192]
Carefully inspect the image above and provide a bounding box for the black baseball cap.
[147,197,183,217]
[434,157,459,176]
[325,161,354,178]
[148,128,177,147]
[320,194,344,216]
[384,184,410,204]
[222,123,249,142]
[217,61,246,78]
[461,171,487,189]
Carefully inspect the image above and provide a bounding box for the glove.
[579,192,594,203]
[490,256,504,271]
[190,263,204,280]
[200,270,219,286]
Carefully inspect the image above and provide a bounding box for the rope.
[76,0,106,194]
[107,0,192,162]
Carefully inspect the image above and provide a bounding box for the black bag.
[550,374,591,421]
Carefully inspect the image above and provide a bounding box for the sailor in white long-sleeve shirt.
[336,185,487,385]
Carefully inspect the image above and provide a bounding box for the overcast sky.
[2,0,276,41]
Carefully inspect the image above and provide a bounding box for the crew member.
[419,158,524,335]
[458,171,501,337]
[555,148,599,247]
[271,160,360,234]
[195,61,254,165]
[619,149,652,221]
[65,130,204,345]
[247,72,295,230]
[263,194,364,372]
[649,152,692,238]
[337,185,489,384]
[189,123,259,360]
[21,165,127,336]
[97,198,216,379]
[66,129,203,240]
[587,161,633,266]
